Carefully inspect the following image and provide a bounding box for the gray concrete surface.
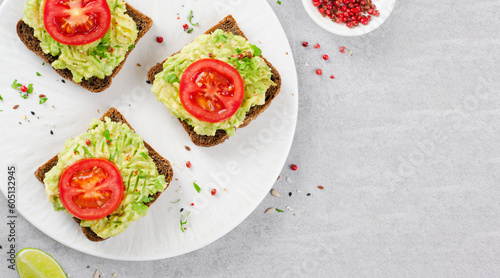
[2,0,500,277]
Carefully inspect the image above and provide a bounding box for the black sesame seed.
[31,111,35,115]
[307,193,311,196]
[50,130,54,135]
[289,192,292,197]
[61,80,66,83]
[180,208,184,212]
[146,80,151,84]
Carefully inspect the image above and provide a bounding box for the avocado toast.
[17,0,153,92]
[147,15,282,147]
[35,108,173,242]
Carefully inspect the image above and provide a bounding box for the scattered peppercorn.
[339,46,346,54]
[316,69,322,75]
[323,54,329,60]
[186,161,192,168]
[330,75,335,79]
[211,189,217,196]
[183,24,189,30]
[190,203,194,206]
[302,42,309,47]
[291,164,298,171]
[86,140,91,146]
[314,43,320,49]
[157,36,164,43]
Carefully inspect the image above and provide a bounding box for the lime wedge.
[15,248,67,278]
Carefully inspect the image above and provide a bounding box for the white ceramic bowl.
[301,0,396,36]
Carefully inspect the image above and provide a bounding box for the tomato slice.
[59,158,124,220]
[44,0,111,46]
[179,59,245,123]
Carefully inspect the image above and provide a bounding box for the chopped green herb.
[109,148,118,161]
[251,45,262,57]
[141,196,155,203]
[89,34,111,62]
[138,169,146,179]
[104,129,112,144]
[0,94,3,101]
[39,97,48,104]
[27,84,34,95]
[140,152,148,160]
[216,34,228,43]
[73,144,80,155]
[164,73,180,83]
[188,10,199,26]
[277,1,282,4]
[91,52,101,63]
[82,146,94,158]
[235,48,242,54]
[187,28,194,34]
[42,62,45,66]
[276,208,284,213]
[11,79,22,90]
[114,45,123,48]
[171,199,181,204]
[128,44,135,51]
[36,72,42,76]
[180,212,191,232]
[193,181,201,193]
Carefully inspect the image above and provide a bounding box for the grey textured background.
[2,0,500,277]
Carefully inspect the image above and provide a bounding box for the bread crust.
[147,15,282,147]
[17,3,153,93]
[34,108,174,242]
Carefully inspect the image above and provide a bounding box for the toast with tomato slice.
[147,15,282,147]
[34,108,173,242]
[17,2,152,93]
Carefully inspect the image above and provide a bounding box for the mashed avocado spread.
[44,117,168,239]
[151,29,274,136]
[22,0,138,83]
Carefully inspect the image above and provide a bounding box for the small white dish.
[301,0,397,36]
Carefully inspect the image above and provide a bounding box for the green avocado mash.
[44,117,168,239]
[22,0,138,83]
[151,29,274,136]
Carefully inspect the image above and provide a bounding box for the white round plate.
[0,0,298,260]
[301,0,396,36]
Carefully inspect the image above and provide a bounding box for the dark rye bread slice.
[147,15,282,147]
[34,108,173,242]
[17,3,152,93]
